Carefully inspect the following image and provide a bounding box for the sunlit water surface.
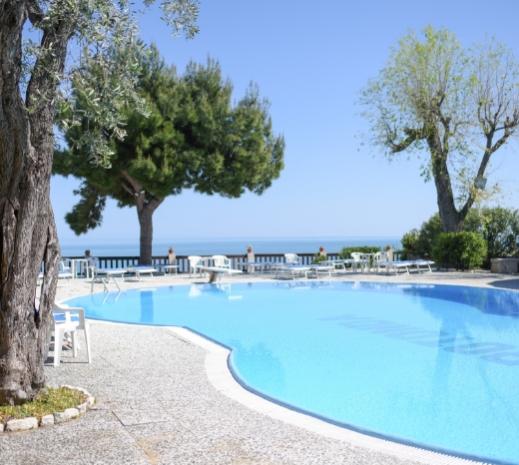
[67,281,519,465]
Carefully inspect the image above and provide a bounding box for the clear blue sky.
[52,0,519,246]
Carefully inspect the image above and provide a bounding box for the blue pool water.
[67,281,519,464]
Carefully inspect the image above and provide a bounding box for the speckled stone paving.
[1,323,425,465]
[1,272,516,465]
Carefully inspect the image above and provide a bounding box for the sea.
[60,237,402,257]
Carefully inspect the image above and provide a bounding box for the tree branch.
[26,0,79,109]
[387,126,425,153]
[25,0,44,26]
[121,170,143,194]
[121,170,145,210]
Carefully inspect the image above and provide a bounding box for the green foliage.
[466,208,519,265]
[339,246,380,259]
[22,0,200,167]
[64,182,107,234]
[402,208,519,266]
[401,230,419,259]
[0,387,86,423]
[401,214,442,259]
[432,232,487,270]
[54,46,284,236]
[361,26,519,230]
[312,254,327,264]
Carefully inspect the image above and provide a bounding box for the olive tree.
[55,48,285,264]
[361,27,519,231]
[0,0,199,405]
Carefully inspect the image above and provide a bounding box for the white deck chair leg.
[54,327,63,367]
[84,324,91,363]
[72,331,78,358]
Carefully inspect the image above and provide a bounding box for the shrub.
[401,214,442,259]
[401,229,420,259]
[402,208,519,266]
[473,208,519,265]
[339,246,380,259]
[313,254,327,263]
[432,232,487,270]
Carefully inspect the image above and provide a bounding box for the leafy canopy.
[21,0,199,167]
[54,46,285,233]
[402,208,519,266]
[361,27,519,217]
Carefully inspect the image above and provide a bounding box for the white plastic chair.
[374,251,391,272]
[58,261,73,279]
[212,255,232,269]
[351,252,370,272]
[52,302,91,367]
[284,253,300,265]
[188,255,203,276]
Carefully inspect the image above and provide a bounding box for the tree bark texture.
[137,205,154,266]
[122,171,162,265]
[426,129,463,232]
[0,0,72,404]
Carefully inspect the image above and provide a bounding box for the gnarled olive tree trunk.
[0,0,72,405]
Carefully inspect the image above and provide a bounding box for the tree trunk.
[137,206,154,265]
[0,88,61,404]
[137,199,162,265]
[428,137,462,232]
[0,0,70,405]
[435,182,462,232]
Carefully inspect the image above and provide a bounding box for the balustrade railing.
[63,250,403,276]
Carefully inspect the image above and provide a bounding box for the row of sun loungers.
[51,252,434,288]
[269,253,434,280]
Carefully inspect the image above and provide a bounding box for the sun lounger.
[309,263,335,277]
[161,264,179,274]
[198,255,242,282]
[378,259,434,274]
[411,259,434,272]
[274,263,312,279]
[273,253,313,279]
[126,266,157,280]
[244,260,280,273]
[92,268,127,292]
[198,266,242,281]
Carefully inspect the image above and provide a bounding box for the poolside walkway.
[1,272,516,465]
[0,322,425,465]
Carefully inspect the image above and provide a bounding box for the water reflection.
[400,284,519,317]
[322,312,519,367]
[230,341,285,395]
[140,290,154,323]
[187,283,243,300]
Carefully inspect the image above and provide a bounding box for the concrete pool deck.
[1,271,517,465]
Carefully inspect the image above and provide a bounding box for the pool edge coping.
[62,276,518,465]
[168,325,490,465]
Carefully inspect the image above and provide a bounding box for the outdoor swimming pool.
[66,281,519,465]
